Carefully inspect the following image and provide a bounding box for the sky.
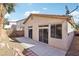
[5,3,79,23]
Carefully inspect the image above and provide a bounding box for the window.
[51,25,55,37]
[56,24,62,38]
[28,29,32,39]
[28,26,33,39]
[51,24,62,39]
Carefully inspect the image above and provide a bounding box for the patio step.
[22,49,38,56]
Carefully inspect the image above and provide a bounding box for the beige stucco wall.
[65,22,75,50]
[49,20,68,51]
[24,15,74,51]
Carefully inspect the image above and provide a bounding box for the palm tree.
[0,4,24,56]
[75,22,79,30]
[65,5,79,15]
[65,5,79,30]
[0,3,15,29]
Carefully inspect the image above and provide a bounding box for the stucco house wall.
[65,22,75,50]
[16,19,24,31]
[24,14,74,51]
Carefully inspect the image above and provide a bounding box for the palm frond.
[3,3,15,14]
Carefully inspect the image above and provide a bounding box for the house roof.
[67,17,75,28]
[8,20,16,23]
[23,13,72,24]
[16,18,25,23]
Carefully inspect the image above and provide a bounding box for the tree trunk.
[0,17,4,36]
[0,17,3,29]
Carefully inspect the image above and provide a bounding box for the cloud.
[4,13,10,18]
[43,8,47,10]
[24,11,40,16]
[8,19,18,21]
[69,11,79,23]
[70,11,79,16]
[30,11,40,14]
[26,3,32,6]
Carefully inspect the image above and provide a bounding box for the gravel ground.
[0,38,24,56]
[0,29,24,56]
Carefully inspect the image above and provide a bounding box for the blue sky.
[5,3,79,22]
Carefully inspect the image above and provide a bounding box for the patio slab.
[15,37,67,56]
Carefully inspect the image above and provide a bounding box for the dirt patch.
[66,36,79,56]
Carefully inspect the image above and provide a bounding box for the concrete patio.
[15,37,67,56]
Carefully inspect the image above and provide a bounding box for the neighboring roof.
[16,19,25,23]
[8,21,16,23]
[23,13,72,24]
